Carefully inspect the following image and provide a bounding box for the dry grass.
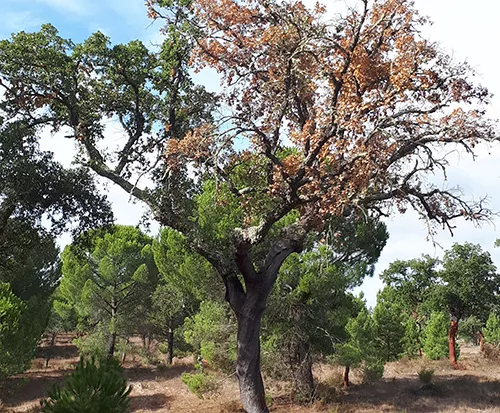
[1,337,500,412]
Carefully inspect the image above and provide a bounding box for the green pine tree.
[423,312,449,360]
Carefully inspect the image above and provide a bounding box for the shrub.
[181,372,218,398]
[183,301,237,373]
[73,332,108,359]
[40,357,131,413]
[418,368,434,384]
[362,362,384,384]
[484,313,500,347]
[423,312,449,360]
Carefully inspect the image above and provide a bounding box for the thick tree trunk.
[228,223,306,412]
[343,366,350,388]
[236,311,268,413]
[167,328,174,365]
[448,319,459,366]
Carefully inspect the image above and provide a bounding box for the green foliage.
[380,256,439,317]
[373,288,406,362]
[184,301,237,373]
[0,282,30,378]
[440,243,499,323]
[73,331,108,360]
[57,226,159,357]
[423,312,449,360]
[361,362,384,384]
[418,368,434,384]
[338,306,385,380]
[0,117,113,241]
[41,357,131,413]
[262,216,387,379]
[484,313,500,347]
[383,243,500,362]
[181,372,217,398]
[402,316,421,359]
[459,315,484,345]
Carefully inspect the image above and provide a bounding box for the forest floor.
[1,333,500,412]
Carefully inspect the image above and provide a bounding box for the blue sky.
[2,0,500,307]
[0,0,161,45]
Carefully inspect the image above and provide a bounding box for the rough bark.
[448,319,459,366]
[167,328,174,365]
[236,309,268,413]
[343,366,350,388]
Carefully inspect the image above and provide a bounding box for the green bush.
[418,368,434,384]
[183,301,237,373]
[423,312,449,360]
[40,357,131,413]
[361,362,384,384]
[73,331,108,359]
[181,372,218,398]
[484,313,500,347]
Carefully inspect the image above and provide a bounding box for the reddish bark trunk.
[448,319,459,366]
[343,366,350,388]
[479,330,485,352]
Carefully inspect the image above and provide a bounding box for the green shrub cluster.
[418,368,434,384]
[41,357,131,413]
[181,372,218,398]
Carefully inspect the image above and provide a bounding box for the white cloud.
[36,0,90,16]
[0,10,44,36]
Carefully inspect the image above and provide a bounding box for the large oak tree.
[0,0,498,410]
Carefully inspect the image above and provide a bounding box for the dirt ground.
[1,334,500,412]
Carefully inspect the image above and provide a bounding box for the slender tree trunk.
[107,331,116,359]
[343,366,350,388]
[107,303,117,359]
[479,330,485,352]
[167,328,174,365]
[448,319,459,366]
[289,304,314,399]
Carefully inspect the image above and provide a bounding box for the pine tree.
[423,312,449,360]
[484,313,500,347]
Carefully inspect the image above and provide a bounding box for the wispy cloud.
[36,0,92,17]
[0,10,44,36]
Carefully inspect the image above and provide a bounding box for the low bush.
[181,372,218,399]
[362,362,384,384]
[418,368,434,384]
[40,357,131,413]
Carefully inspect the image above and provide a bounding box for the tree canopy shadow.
[0,369,72,407]
[342,375,500,412]
[129,393,170,411]
[124,364,193,381]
